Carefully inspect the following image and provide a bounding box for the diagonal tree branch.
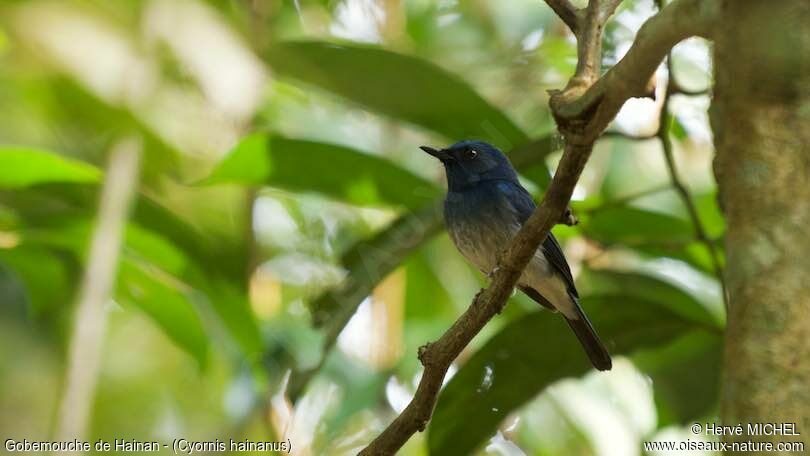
[358,1,721,453]
[544,0,581,34]
[359,144,595,456]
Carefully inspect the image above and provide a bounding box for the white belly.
[449,221,578,319]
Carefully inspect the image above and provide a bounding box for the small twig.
[582,183,672,214]
[543,0,581,34]
[653,0,726,308]
[568,0,621,89]
[658,61,728,309]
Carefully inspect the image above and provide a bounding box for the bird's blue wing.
[496,181,579,298]
[543,230,579,298]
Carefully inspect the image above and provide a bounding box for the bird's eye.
[462,149,478,160]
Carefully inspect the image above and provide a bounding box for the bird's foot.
[487,266,501,279]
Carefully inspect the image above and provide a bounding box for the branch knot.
[417,342,434,366]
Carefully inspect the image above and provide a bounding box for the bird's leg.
[486,265,501,279]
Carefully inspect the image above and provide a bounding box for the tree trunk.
[711,1,810,453]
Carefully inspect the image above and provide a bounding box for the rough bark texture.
[712,1,810,452]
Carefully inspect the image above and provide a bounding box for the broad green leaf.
[582,206,694,245]
[404,249,454,322]
[202,135,441,209]
[0,262,27,317]
[0,245,74,316]
[264,41,529,150]
[400,248,460,376]
[637,242,721,276]
[130,199,263,357]
[199,133,272,186]
[578,269,723,329]
[428,295,699,456]
[118,260,208,367]
[123,224,189,277]
[19,217,189,278]
[201,278,264,358]
[130,195,248,283]
[0,76,179,183]
[131,205,263,359]
[633,330,722,427]
[6,217,213,364]
[3,189,263,361]
[0,147,100,188]
[5,209,211,366]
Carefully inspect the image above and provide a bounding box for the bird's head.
[420,140,518,191]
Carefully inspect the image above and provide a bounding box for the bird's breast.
[444,188,520,273]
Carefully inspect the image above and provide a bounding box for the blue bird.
[421,140,612,371]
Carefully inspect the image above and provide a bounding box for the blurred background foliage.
[0,0,724,454]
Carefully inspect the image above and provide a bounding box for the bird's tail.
[565,305,612,371]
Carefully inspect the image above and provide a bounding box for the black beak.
[420,145,452,161]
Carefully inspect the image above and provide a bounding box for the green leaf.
[8,210,211,366]
[0,147,101,188]
[201,278,264,358]
[264,41,529,150]
[130,199,263,357]
[202,135,441,209]
[199,133,272,186]
[7,203,261,361]
[20,217,189,278]
[44,77,180,182]
[577,269,723,329]
[8,216,212,364]
[0,245,74,316]
[123,224,189,277]
[582,206,694,245]
[637,242,720,276]
[117,260,209,367]
[404,249,454,322]
[633,330,722,427]
[428,295,699,456]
